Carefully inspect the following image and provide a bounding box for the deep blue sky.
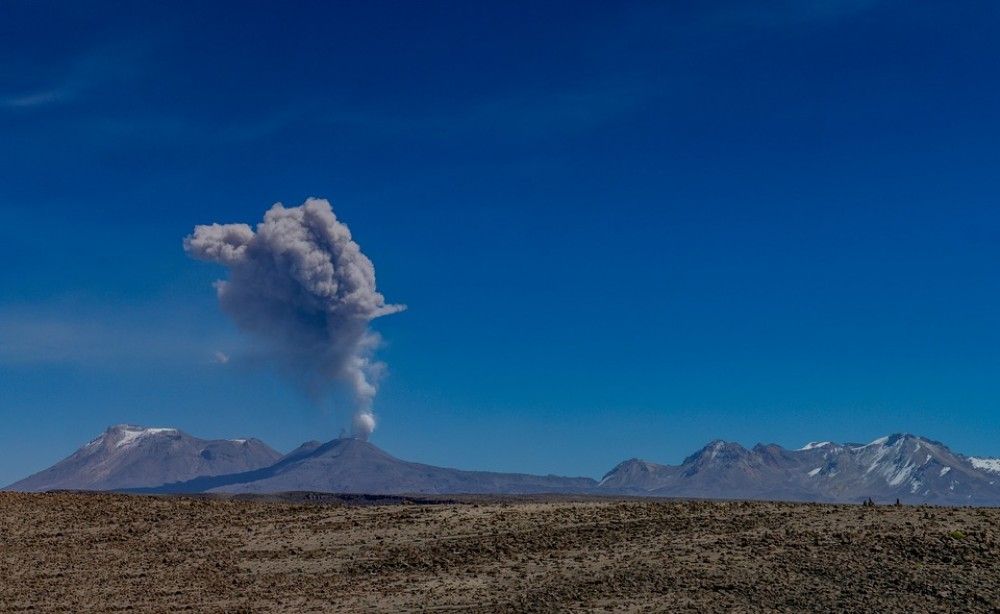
[2,1,999,485]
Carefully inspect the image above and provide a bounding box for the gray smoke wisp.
[184,198,403,439]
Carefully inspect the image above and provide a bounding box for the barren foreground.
[1,493,998,612]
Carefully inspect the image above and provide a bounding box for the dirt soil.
[1,492,998,612]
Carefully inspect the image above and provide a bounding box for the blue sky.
[2,1,1000,485]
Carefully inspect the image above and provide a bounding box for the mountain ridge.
[7,426,1000,505]
[602,433,1000,505]
[5,424,282,492]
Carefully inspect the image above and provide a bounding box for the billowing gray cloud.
[184,198,403,438]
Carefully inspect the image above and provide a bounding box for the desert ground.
[1,492,998,612]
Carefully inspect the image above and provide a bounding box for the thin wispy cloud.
[1,45,140,111]
[0,303,233,368]
[2,90,72,109]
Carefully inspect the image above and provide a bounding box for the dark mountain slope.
[149,437,598,495]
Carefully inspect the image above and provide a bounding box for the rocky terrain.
[1,492,998,612]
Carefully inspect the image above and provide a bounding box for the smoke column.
[184,198,403,439]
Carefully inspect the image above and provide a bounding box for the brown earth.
[1,492,998,612]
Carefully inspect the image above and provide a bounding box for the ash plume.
[184,198,403,439]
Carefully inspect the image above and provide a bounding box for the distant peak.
[799,441,832,451]
[683,440,749,465]
[606,458,652,471]
[852,435,892,449]
[599,458,664,484]
[855,433,925,449]
[706,439,745,451]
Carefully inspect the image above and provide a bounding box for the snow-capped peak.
[799,441,832,451]
[852,434,925,450]
[863,435,890,447]
[109,425,178,448]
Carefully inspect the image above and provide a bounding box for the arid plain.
[1,492,998,612]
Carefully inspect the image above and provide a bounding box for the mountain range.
[6,426,1000,505]
[599,435,1000,505]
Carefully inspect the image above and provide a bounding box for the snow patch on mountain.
[857,436,890,449]
[114,426,178,448]
[884,460,916,487]
[799,441,832,451]
[969,458,1000,474]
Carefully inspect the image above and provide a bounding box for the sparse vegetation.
[1,492,998,612]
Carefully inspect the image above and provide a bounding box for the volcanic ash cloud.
[184,198,404,438]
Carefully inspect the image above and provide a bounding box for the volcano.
[5,424,282,492]
[149,436,599,495]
